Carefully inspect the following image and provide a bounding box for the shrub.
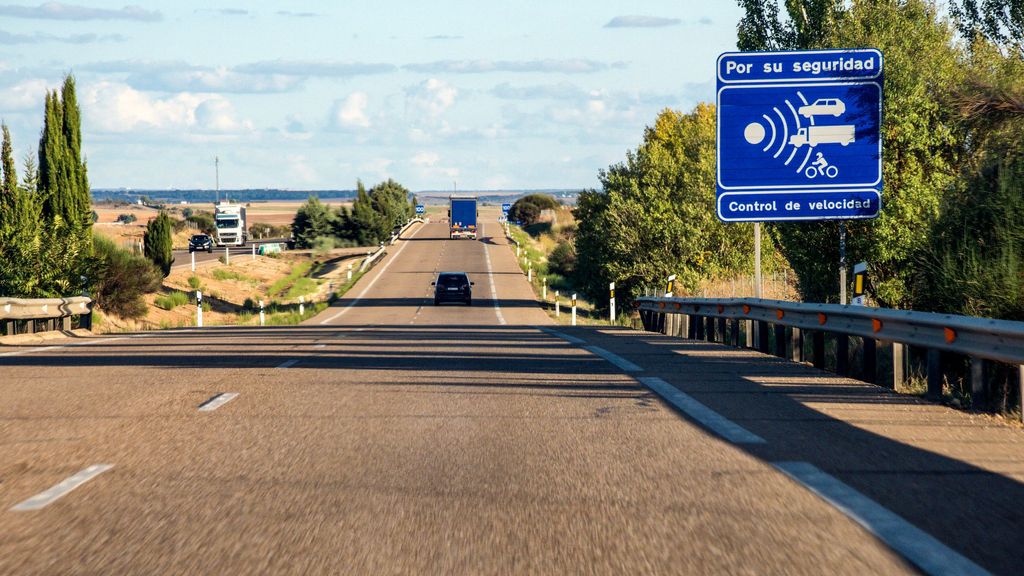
[91,236,162,319]
[548,240,577,277]
[116,213,137,224]
[187,275,202,290]
[186,212,215,234]
[154,291,189,310]
[143,211,174,277]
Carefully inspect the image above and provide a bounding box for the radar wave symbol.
[742,92,815,174]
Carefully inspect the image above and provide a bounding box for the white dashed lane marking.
[11,464,114,511]
[198,392,239,412]
[276,359,299,369]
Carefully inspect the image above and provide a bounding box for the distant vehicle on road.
[432,272,474,306]
[798,98,846,118]
[789,125,855,148]
[188,234,213,253]
[449,195,478,239]
[214,202,247,247]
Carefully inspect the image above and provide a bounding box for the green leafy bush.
[91,235,162,319]
[154,290,189,310]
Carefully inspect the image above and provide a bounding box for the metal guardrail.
[361,218,425,272]
[1,296,93,336]
[636,296,1024,419]
[637,297,1024,365]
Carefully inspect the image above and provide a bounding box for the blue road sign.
[415,204,424,214]
[716,49,883,222]
[501,203,511,214]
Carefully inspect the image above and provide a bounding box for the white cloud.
[0,3,161,21]
[331,92,370,129]
[604,15,681,28]
[287,154,317,184]
[80,81,252,136]
[405,59,625,74]
[412,151,439,167]
[405,78,456,119]
[0,78,50,110]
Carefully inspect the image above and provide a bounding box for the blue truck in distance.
[449,195,478,239]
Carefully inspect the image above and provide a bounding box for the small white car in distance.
[798,98,845,118]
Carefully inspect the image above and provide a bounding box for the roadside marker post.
[571,294,578,326]
[259,300,265,326]
[225,246,230,266]
[299,296,305,316]
[852,261,868,306]
[542,278,547,300]
[528,263,532,282]
[516,243,520,258]
[555,291,560,317]
[252,244,256,260]
[610,282,616,324]
[347,263,353,281]
[196,290,203,328]
[665,275,677,297]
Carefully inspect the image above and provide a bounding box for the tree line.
[290,179,417,249]
[574,0,1024,322]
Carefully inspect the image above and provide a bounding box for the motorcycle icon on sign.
[805,153,839,179]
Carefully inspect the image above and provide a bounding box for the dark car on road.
[432,272,474,306]
[188,234,213,253]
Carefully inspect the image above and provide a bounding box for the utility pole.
[215,156,220,204]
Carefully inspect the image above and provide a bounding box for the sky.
[0,1,745,191]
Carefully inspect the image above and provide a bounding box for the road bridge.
[1,219,1021,574]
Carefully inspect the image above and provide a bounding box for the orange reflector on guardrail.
[872,319,883,333]
[674,303,682,311]
[818,313,827,325]
[742,305,751,314]
[718,305,724,314]
[945,327,957,343]
[776,310,785,320]
[659,302,665,309]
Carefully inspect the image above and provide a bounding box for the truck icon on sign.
[798,98,845,117]
[789,125,855,148]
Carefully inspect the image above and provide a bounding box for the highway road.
[2,219,1022,574]
[170,238,290,269]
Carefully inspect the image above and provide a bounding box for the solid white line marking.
[537,326,586,345]
[198,392,239,412]
[0,336,130,358]
[313,343,326,349]
[482,222,506,325]
[276,359,299,369]
[638,376,766,444]
[319,222,425,325]
[584,345,643,372]
[773,461,991,576]
[11,464,114,511]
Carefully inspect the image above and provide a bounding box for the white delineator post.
[609,282,616,324]
[225,246,230,266]
[571,293,577,326]
[555,291,560,317]
[252,244,256,260]
[665,274,676,297]
[299,296,305,316]
[196,290,203,328]
[516,243,520,258]
[542,278,547,300]
[347,263,353,282]
[527,263,532,282]
[259,300,265,326]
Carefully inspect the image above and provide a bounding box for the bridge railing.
[0,296,93,337]
[636,296,1024,420]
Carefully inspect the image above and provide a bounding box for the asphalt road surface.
[1,219,1021,574]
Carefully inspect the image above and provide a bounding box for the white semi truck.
[214,202,247,246]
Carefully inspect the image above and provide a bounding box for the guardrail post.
[730,318,740,347]
[718,317,727,344]
[62,316,71,331]
[705,316,715,342]
[927,349,942,399]
[774,324,786,358]
[26,319,34,335]
[745,320,754,348]
[836,333,850,376]
[694,315,705,340]
[687,315,696,339]
[757,320,769,353]
[863,338,877,384]
[790,328,802,362]
[891,342,905,389]
[969,357,986,407]
[1018,365,1024,424]
[812,331,825,369]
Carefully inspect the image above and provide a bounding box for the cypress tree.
[61,75,90,230]
[144,212,174,277]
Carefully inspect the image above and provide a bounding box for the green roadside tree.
[144,212,175,277]
[290,196,335,249]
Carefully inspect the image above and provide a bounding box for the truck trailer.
[449,196,478,239]
[214,202,247,246]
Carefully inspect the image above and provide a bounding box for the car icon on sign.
[798,98,845,118]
